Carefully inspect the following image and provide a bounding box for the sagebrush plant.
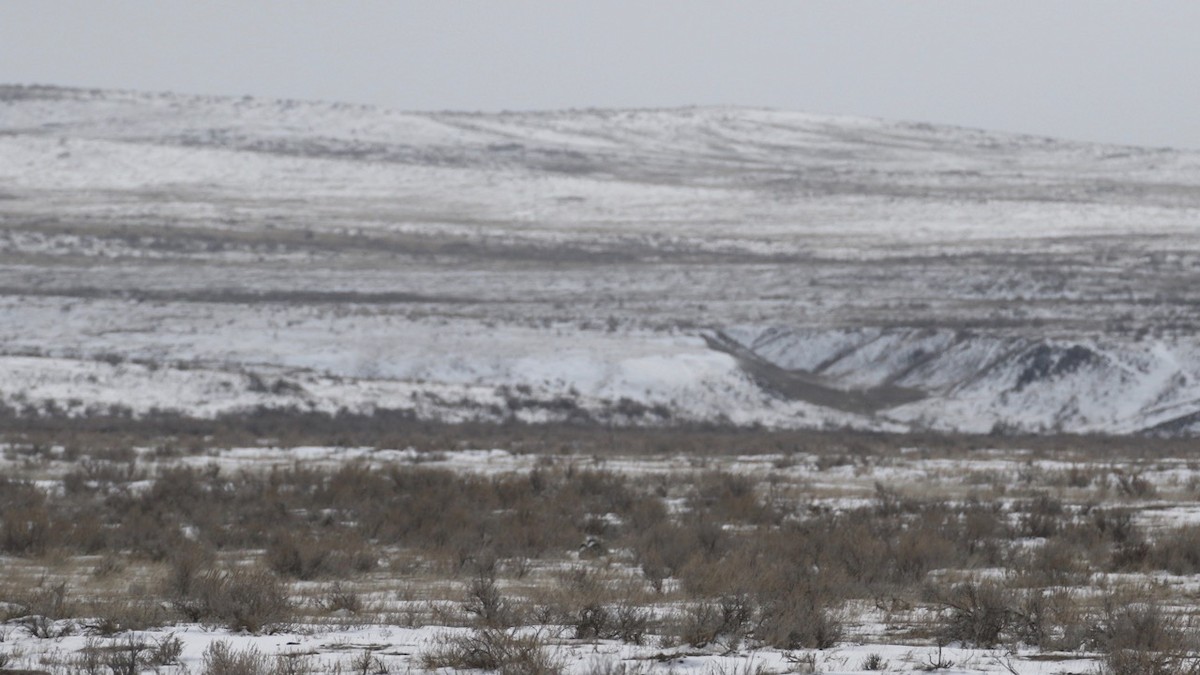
[860,653,887,671]
[421,627,562,675]
[173,565,291,633]
[349,648,387,675]
[103,634,147,675]
[1011,589,1087,651]
[1090,593,1200,675]
[266,529,376,580]
[5,420,1200,671]
[200,641,319,675]
[464,566,516,628]
[756,588,844,650]
[933,581,1013,648]
[202,640,270,675]
[676,596,753,650]
[84,595,165,635]
[320,581,363,614]
[145,633,185,667]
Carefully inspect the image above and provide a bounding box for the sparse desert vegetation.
[4,85,1200,674]
[4,420,1200,672]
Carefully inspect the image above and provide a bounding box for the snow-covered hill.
[2,85,1199,434]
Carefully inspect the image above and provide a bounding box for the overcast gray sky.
[3,1,1199,148]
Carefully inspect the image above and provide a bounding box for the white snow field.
[3,85,1200,434]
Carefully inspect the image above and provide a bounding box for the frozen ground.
[0,625,1097,675]
[3,85,1200,434]
[4,438,1191,674]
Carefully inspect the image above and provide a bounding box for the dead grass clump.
[68,637,106,675]
[100,634,148,675]
[931,582,1013,648]
[62,458,144,495]
[675,595,754,650]
[888,518,963,585]
[672,566,844,652]
[1091,594,1200,675]
[1147,526,1200,576]
[581,659,656,675]
[673,523,858,645]
[421,628,562,675]
[1044,464,1103,489]
[1012,538,1090,587]
[1017,493,1065,539]
[1111,537,1152,572]
[756,589,843,650]
[634,521,703,593]
[676,583,844,653]
[144,633,185,668]
[10,581,72,620]
[529,566,654,644]
[689,472,778,525]
[873,481,919,518]
[859,652,889,671]
[564,469,639,517]
[2,581,77,637]
[781,508,966,590]
[674,541,762,599]
[201,640,270,675]
[83,596,164,635]
[163,539,216,600]
[464,568,517,629]
[348,649,388,675]
[273,652,317,675]
[1090,507,1139,544]
[958,500,1009,565]
[319,582,363,614]
[0,482,53,556]
[571,600,651,645]
[265,530,376,580]
[1011,590,1087,651]
[1111,470,1157,499]
[610,602,653,645]
[173,566,291,633]
[82,633,184,675]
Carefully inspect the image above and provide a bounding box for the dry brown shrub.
[201,640,270,675]
[755,584,844,650]
[1013,538,1090,587]
[1148,525,1200,575]
[1011,589,1086,651]
[675,595,754,649]
[689,472,778,525]
[1091,592,1200,675]
[931,581,1013,648]
[0,497,53,556]
[463,567,517,629]
[174,566,291,633]
[421,627,562,675]
[1017,492,1066,539]
[265,530,376,580]
[82,596,164,635]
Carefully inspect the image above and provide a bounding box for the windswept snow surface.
[3,85,1200,434]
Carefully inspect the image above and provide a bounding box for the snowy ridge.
[722,326,1200,435]
[2,85,1199,435]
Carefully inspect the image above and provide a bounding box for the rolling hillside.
[3,85,1200,434]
